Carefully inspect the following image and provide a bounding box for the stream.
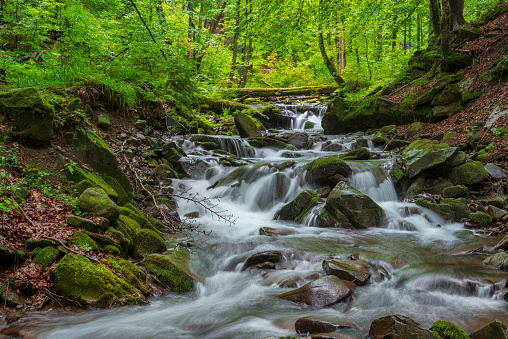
[10,103,508,338]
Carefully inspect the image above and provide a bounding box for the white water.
[14,103,508,339]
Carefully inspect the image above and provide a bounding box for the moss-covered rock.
[118,206,156,232]
[66,215,100,233]
[234,112,262,138]
[104,256,147,292]
[252,104,291,130]
[33,246,60,267]
[443,185,468,198]
[103,176,131,206]
[72,231,100,253]
[430,320,470,339]
[303,157,352,186]
[141,251,200,292]
[72,127,133,197]
[0,87,54,141]
[77,187,120,223]
[449,161,489,185]
[107,227,131,254]
[372,131,389,147]
[338,148,371,160]
[470,212,493,225]
[132,229,166,260]
[248,137,296,150]
[483,252,508,270]
[324,181,384,229]
[53,253,145,306]
[401,139,458,178]
[279,190,319,223]
[441,198,471,219]
[104,245,121,256]
[469,319,508,339]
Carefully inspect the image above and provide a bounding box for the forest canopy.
[0,0,501,101]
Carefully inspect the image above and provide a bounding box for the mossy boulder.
[72,231,100,253]
[77,187,120,223]
[234,112,262,138]
[449,161,489,185]
[97,113,110,129]
[66,216,100,233]
[443,185,468,198]
[104,257,148,293]
[118,206,156,232]
[469,319,508,339]
[141,251,200,292]
[303,157,352,186]
[248,137,296,150]
[483,252,508,270]
[53,253,145,306]
[470,212,493,225]
[338,148,371,160]
[0,87,54,141]
[33,246,60,267]
[103,176,131,206]
[279,190,319,223]
[72,127,133,197]
[252,104,291,130]
[372,131,389,147]
[442,198,471,218]
[64,164,119,203]
[430,320,469,339]
[132,229,166,260]
[401,139,458,178]
[323,181,384,228]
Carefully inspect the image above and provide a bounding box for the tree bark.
[223,85,339,98]
[441,0,452,59]
[429,0,441,44]
[450,0,466,30]
[318,0,345,87]
[229,0,241,85]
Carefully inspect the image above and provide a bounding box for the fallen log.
[223,85,338,98]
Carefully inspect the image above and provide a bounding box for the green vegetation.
[430,320,470,339]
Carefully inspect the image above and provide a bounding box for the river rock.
[494,235,508,251]
[487,205,508,220]
[0,87,55,141]
[33,246,60,267]
[483,252,508,270]
[322,259,371,285]
[242,251,282,271]
[0,291,25,307]
[442,185,468,198]
[445,151,467,167]
[66,216,100,233]
[295,316,359,334]
[311,334,356,339]
[288,132,309,149]
[470,319,508,339]
[77,187,120,223]
[322,142,343,152]
[449,161,489,185]
[259,227,295,236]
[323,181,383,229]
[303,157,353,186]
[338,148,371,160]
[276,275,355,307]
[234,112,262,138]
[369,314,435,339]
[248,137,296,150]
[401,139,458,178]
[279,190,319,222]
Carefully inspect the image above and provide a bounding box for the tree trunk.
[417,11,421,50]
[441,0,452,58]
[450,0,466,30]
[429,0,441,44]
[318,0,345,87]
[223,85,339,98]
[229,0,241,85]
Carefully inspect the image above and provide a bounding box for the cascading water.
[15,106,508,339]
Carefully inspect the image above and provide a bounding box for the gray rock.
[134,120,147,130]
[97,113,110,129]
[485,163,507,180]
[287,132,309,149]
[276,275,355,307]
[487,205,508,220]
[484,252,508,270]
[369,314,434,339]
[295,316,359,335]
[401,139,457,178]
[469,319,508,339]
[66,216,100,233]
[10,184,30,201]
[322,259,371,285]
[303,157,352,186]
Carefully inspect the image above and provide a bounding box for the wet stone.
[242,251,283,271]
[369,314,435,339]
[259,227,295,236]
[322,259,371,285]
[295,316,359,335]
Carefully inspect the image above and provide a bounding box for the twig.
[170,193,237,225]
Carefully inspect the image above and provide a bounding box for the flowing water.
[8,104,508,338]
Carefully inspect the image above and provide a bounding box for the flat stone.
[322,259,371,285]
[66,216,99,233]
[485,163,507,180]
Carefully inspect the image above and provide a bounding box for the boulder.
[323,181,384,228]
[242,251,282,270]
[53,253,145,306]
[442,131,459,146]
[483,252,508,270]
[303,157,352,186]
[338,148,371,160]
[369,314,435,339]
[442,185,468,198]
[449,161,489,185]
[457,26,481,41]
[33,246,60,267]
[234,112,261,138]
[276,275,355,307]
[66,216,100,233]
[73,128,133,196]
[487,205,508,221]
[470,211,493,225]
[141,250,202,292]
[322,259,371,285]
[469,319,508,339]
[72,231,100,253]
[287,133,309,149]
[252,105,291,130]
[132,229,166,259]
[401,139,458,178]
[9,184,30,201]
[485,163,507,180]
[295,316,359,335]
[279,190,319,222]
[77,187,120,223]
[0,87,54,141]
[372,131,389,147]
[248,137,296,150]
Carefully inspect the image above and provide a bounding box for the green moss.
[454,230,474,238]
[391,168,404,183]
[53,254,144,306]
[248,137,296,150]
[107,227,131,254]
[441,198,471,219]
[470,212,493,225]
[430,320,470,339]
[416,198,429,208]
[116,214,142,242]
[132,229,166,259]
[72,231,100,253]
[33,246,60,267]
[104,257,147,292]
[338,148,371,160]
[103,176,131,206]
[65,164,119,203]
[279,190,319,222]
[141,252,195,292]
[303,157,348,172]
[118,206,156,232]
[103,245,121,256]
